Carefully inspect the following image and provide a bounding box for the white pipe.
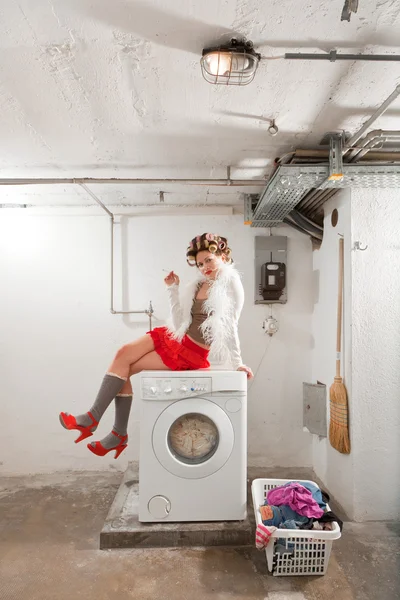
[79,184,154,321]
[344,85,400,155]
[80,183,114,217]
[0,177,265,187]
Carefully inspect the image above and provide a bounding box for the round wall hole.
[331,208,338,227]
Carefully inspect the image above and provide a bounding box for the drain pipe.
[79,184,154,323]
[343,85,400,157]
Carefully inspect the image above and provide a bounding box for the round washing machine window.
[168,413,219,465]
[152,398,235,479]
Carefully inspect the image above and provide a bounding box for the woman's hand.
[164,271,180,287]
[237,365,254,379]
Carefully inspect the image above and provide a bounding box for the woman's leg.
[89,351,170,450]
[107,335,155,380]
[72,335,155,428]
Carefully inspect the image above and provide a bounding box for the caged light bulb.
[206,52,232,76]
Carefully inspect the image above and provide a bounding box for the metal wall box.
[303,382,327,437]
[255,236,287,304]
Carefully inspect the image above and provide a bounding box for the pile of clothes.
[255,481,343,550]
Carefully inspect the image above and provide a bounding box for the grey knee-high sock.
[75,373,126,427]
[90,394,133,450]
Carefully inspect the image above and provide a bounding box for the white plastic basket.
[252,478,341,576]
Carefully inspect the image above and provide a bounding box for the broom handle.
[336,237,344,378]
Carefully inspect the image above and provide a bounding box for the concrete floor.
[0,471,399,600]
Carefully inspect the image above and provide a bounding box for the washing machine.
[138,370,247,522]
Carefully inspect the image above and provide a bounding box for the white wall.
[312,188,400,522]
[0,210,313,474]
[311,190,355,518]
[350,189,400,521]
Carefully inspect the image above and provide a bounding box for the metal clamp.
[328,134,344,181]
[353,241,368,251]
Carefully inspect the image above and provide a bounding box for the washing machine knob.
[150,386,157,395]
[179,386,187,392]
[164,387,172,393]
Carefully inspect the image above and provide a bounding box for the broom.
[329,237,351,454]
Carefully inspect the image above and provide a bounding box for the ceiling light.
[200,38,261,86]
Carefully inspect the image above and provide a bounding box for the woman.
[59,233,253,458]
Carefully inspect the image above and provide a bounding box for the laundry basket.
[252,478,341,576]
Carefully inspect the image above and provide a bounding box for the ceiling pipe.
[299,189,327,212]
[0,173,265,188]
[346,130,400,162]
[293,149,400,161]
[284,214,323,242]
[343,85,400,156]
[290,209,324,234]
[306,190,336,215]
[285,51,400,62]
[308,190,338,220]
[350,137,389,162]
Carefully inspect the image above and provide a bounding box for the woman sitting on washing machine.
[59,232,253,458]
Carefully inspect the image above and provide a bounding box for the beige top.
[186,298,208,346]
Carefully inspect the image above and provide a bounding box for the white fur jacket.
[166,263,244,369]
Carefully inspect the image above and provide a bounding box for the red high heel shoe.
[59,411,98,443]
[87,430,128,459]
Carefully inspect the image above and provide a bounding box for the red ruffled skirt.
[147,326,210,370]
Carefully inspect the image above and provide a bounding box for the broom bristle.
[329,376,351,454]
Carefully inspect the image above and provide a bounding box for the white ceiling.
[1,0,400,207]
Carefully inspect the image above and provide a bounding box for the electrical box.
[255,236,287,304]
[303,382,327,437]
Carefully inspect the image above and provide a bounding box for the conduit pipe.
[346,130,400,162]
[79,184,154,324]
[343,85,400,156]
[285,51,400,63]
[0,175,265,188]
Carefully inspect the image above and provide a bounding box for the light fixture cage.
[200,38,261,86]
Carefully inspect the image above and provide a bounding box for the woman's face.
[196,250,225,280]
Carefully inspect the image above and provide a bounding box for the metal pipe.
[0,177,265,187]
[293,148,400,161]
[305,190,332,214]
[298,189,322,211]
[79,184,154,321]
[346,129,384,161]
[344,86,400,154]
[307,189,336,215]
[347,130,400,162]
[300,189,327,211]
[308,190,338,219]
[350,137,387,162]
[354,139,400,162]
[351,135,400,162]
[290,210,324,234]
[285,51,400,62]
[284,214,322,241]
[79,183,114,217]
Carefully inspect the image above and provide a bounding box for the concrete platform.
[100,463,253,549]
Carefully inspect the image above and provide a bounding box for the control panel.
[141,377,212,400]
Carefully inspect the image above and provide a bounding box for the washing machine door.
[152,398,234,479]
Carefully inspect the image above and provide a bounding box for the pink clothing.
[267,483,324,519]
